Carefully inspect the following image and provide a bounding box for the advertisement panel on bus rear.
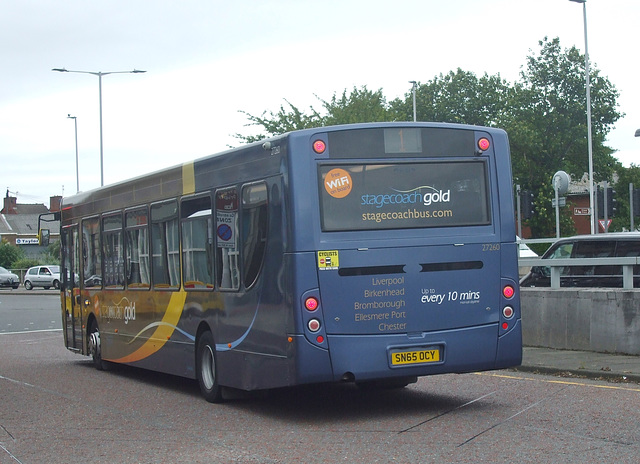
[318,162,491,231]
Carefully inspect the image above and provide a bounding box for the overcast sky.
[1,0,638,205]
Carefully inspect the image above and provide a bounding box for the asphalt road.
[0,290,61,334]
[1,293,639,463]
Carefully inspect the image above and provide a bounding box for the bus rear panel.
[286,124,521,385]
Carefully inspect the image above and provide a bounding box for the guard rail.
[518,256,640,289]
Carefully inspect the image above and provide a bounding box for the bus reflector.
[503,285,515,299]
[316,335,324,344]
[313,140,326,154]
[503,306,514,319]
[305,297,319,311]
[502,322,509,330]
[308,319,321,332]
[478,138,490,151]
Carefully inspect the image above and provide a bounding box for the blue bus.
[60,122,521,402]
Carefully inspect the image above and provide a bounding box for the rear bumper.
[299,322,521,383]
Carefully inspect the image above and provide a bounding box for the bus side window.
[151,200,180,290]
[82,217,102,288]
[181,195,213,290]
[102,214,124,288]
[125,207,150,289]
[215,188,240,290]
[242,182,268,288]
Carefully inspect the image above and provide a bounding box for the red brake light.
[503,285,515,299]
[478,138,490,151]
[312,140,326,154]
[305,297,319,311]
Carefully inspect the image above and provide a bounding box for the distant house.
[0,194,61,259]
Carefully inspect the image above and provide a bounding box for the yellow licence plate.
[391,348,441,366]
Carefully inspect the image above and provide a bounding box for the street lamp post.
[67,115,79,193]
[52,68,146,186]
[569,0,595,234]
[409,81,417,122]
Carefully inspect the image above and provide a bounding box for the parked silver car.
[0,266,20,289]
[24,265,61,290]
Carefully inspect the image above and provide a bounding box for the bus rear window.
[318,162,490,231]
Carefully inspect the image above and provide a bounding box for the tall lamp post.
[52,68,146,187]
[409,81,417,122]
[569,0,595,234]
[67,114,79,193]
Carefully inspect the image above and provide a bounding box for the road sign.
[574,207,590,216]
[598,219,612,232]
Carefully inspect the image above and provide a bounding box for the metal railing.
[518,257,640,289]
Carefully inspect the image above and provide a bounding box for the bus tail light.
[502,306,514,319]
[478,137,490,151]
[502,285,515,299]
[308,319,321,332]
[305,297,319,311]
[312,140,326,154]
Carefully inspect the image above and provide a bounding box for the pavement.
[518,346,640,383]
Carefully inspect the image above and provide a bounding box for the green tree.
[234,86,393,144]
[390,69,512,126]
[322,87,394,126]
[234,99,324,144]
[0,239,24,268]
[506,37,622,237]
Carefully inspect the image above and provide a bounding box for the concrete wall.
[521,288,640,355]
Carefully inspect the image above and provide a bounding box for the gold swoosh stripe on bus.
[108,291,187,363]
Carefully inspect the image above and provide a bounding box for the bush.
[12,257,40,270]
[0,240,24,268]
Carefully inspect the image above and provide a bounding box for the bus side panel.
[496,241,522,368]
[496,319,522,368]
[492,129,517,241]
[286,251,335,385]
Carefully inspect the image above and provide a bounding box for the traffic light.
[633,189,640,217]
[596,187,604,219]
[521,190,534,220]
[606,187,617,217]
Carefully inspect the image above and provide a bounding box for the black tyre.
[88,320,109,371]
[196,331,223,403]
[24,280,33,290]
[53,280,60,290]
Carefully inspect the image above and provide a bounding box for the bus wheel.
[196,331,223,403]
[88,320,109,371]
